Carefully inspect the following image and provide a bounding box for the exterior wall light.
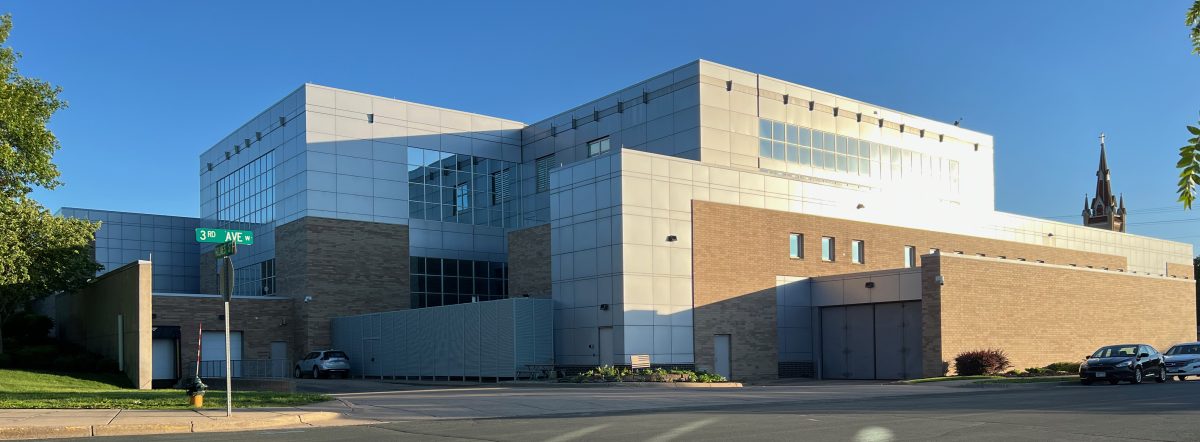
[600,304,610,311]
[934,275,945,285]
[666,235,678,242]
[865,282,875,289]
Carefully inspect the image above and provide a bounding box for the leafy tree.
[0,14,101,354]
[1178,1,1200,207]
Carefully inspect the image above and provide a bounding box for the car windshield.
[1166,344,1200,356]
[1091,345,1138,358]
[324,351,348,360]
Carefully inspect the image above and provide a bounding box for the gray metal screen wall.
[331,298,553,378]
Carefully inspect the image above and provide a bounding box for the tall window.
[536,154,556,192]
[821,237,835,262]
[789,233,803,259]
[904,246,916,268]
[453,183,469,215]
[852,240,864,264]
[588,137,611,157]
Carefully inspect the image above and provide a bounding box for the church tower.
[1082,133,1126,232]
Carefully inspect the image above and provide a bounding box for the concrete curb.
[0,411,347,440]
[604,382,744,388]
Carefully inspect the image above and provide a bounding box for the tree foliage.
[1179,1,1200,207]
[1176,117,1200,209]
[0,14,101,352]
[1189,0,1200,55]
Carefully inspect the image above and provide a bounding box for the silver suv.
[295,350,350,379]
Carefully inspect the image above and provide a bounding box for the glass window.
[789,233,803,259]
[786,125,799,144]
[760,139,773,158]
[759,120,772,138]
[821,237,835,262]
[773,142,786,161]
[852,240,864,264]
[773,122,785,140]
[904,246,916,268]
[454,183,469,215]
[587,137,611,157]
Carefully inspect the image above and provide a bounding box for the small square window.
[821,237,835,262]
[588,137,611,157]
[903,246,916,268]
[851,240,864,264]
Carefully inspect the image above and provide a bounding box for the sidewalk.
[0,401,375,440]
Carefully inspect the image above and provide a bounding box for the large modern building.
[51,60,1196,386]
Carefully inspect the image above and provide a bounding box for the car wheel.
[1080,379,1093,385]
[1131,368,1143,384]
[312,366,322,379]
[294,366,302,378]
[1156,369,1167,383]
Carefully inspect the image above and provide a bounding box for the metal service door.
[901,302,923,378]
[270,341,288,377]
[363,338,381,378]
[152,338,177,380]
[873,303,906,379]
[714,334,732,379]
[598,327,614,366]
[821,305,875,379]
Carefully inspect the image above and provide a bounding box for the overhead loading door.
[821,301,921,380]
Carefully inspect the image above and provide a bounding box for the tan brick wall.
[693,200,1132,380]
[1166,262,1193,280]
[507,224,552,298]
[274,217,410,360]
[922,254,1196,377]
[153,295,294,377]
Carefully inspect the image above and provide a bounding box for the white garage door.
[200,331,243,377]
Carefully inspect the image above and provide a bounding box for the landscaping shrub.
[1044,362,1081,373]
[1,313,54,345]
[953,349,1011,376]
[571,366,729,383]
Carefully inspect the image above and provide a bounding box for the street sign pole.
[221,256,234,417]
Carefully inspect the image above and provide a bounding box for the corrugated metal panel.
[329,298,551,379]
[463,303,481,378]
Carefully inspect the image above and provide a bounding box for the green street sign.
[195,228,254,245]
[215,241,237,258]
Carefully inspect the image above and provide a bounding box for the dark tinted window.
[1092,345,1138,358]
[322,351,348,360]
[1166,344,1200,355]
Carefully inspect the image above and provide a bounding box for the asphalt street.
[100,379,1200,442]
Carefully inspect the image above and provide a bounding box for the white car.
[1163,342,1200,381]
[295,350,351,379]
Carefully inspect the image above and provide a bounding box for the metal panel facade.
[331,298,552,378]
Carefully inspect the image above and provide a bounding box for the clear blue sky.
[8,1,1200,250]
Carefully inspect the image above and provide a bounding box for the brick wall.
[274,217,410,360]
[1166,262,1193,280]
[922,254,1196,377]
[153,295,294,377]
[507,224,551,298]
[693,200,1133,380]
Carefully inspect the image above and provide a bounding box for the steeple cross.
[1099,132,1106,146]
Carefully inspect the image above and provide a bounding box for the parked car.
[295,350,351,379]
[1163,342,1200,381]
[1079,344,1167,385]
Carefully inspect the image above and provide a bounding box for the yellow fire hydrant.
[190,394,204,408]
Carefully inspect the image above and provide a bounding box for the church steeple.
[1082,133,1126,232]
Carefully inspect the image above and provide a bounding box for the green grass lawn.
[0,369,330,409]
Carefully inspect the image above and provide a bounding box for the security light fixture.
[935,275,945,285]
[666,235,678,242]
[600,304,610,311]
[865,282,875,289]
[725,80,732,91]
[856,203,865,209]
[783,94,789,105]
[367,113,374,123]
[833,107,839,117]
[279,116,286,126]
[256,132,262,141]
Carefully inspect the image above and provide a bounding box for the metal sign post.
[220,255,234,417]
